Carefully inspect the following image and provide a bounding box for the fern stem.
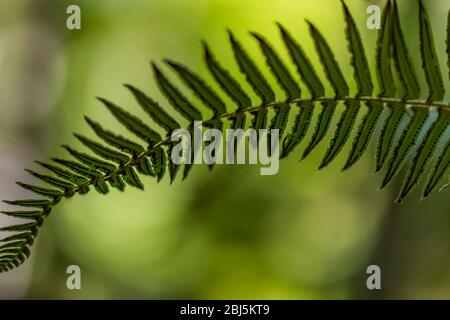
[47,95,448,213]
[222,96,448,120]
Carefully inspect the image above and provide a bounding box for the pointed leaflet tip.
[73,133,83,141]
[379,173,391,189]
[276,22,287,35]
[341,161,353,172]
[151,61,163,76]
[395,192,406,204]
[250,31,263,41]
[394,195,404,204]
[150,60,158,70]
[163,58,178,68]
[277,22,294,41]
[34,160,44,166]
[202,41,211,54]
[84,115,96,127]
[305,20,321,38]
[448,10,450,80]
[340,0,357,30]
[422,178,436,199]
[340,0,350,14]
[227,29,237,44]
[386,0,392,11]
[61,144,71,152]
[203,42,215,62]
[305,19,314,29]
[123,84,138,96]
[375,162,383,173]
[95,96,106,103]
[96,97,114,109]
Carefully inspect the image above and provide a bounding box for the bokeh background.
[0,0,449,299]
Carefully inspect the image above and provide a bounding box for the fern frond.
[1,0,449,273]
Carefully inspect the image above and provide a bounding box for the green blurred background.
[0,0,448,299]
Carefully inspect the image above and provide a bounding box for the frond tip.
[1,0,449,273]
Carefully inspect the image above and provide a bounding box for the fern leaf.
[419,0,445,102]
[108,174,126,191]
[252,31,302,156]
[203,42,251,109]
[151,147,166,182]
[398,0,446,199]
[15,182,62,199]
[277,23,324,97]
[84,116,146,155]
[0,232,34,244]
[375,1,414,171]
[391,1,421,99]
[0,210,42,220]
[382,0,444,189]
[304,21,347,161]
[381,109,429,188]
[320,100,359,168]
[167,147,180,183]
[322,2,373,169]
[398,113,450,201]
[25,169,74,191]
[183,129,201,180]
[0,222,37,232]
[125,85,180,133]
[3,199,51,209]
[376,0,395,98]
[136,157,155,177]
[306,22,349,97]
[229,30,272,132]
[448,9,450,79]
[74,134,131,164]
[341,0,373,96]
[0,247,30,257]
[302,101,336,159]
[252,32,300,100]
[93,179,109,194]
[419,11,450,197]
[165,59,227,115]
[395,0,449,199]
[123,167,144,189]
[343,102,383,170]
[423,140,450,198]
[281,101,314,158]
[375,106,404,172]
[52,158,101,178]
[229,30,275,104]
[270,103,291,136]
[62,145,117,173]
[345,2,393,170]
[2,0,450,274]
[98,97,162,144]
[152,62,202,122]
[35,161,88,185]
[0,240,28,250]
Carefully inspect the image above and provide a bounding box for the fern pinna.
[1,0,449,273]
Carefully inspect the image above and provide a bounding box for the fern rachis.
[1,0,449,273]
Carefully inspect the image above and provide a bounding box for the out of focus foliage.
[0,0,448,299]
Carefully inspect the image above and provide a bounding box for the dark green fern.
[1,0,449,273]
